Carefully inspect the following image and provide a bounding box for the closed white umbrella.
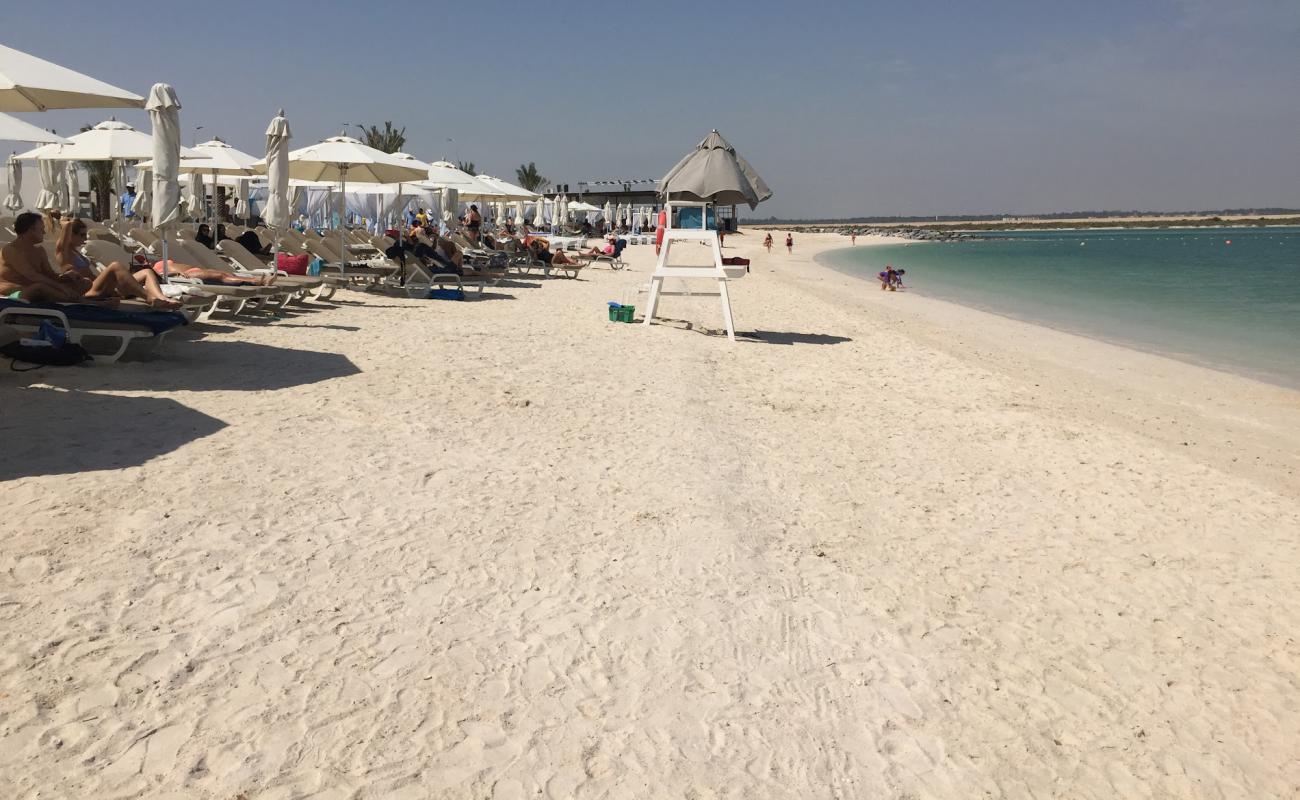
[34,157,58,209]
[0,43,144,112]
[513,200,524,227]
[132,166,150,223]
[185,169,205,221]
[146,83,183,280]
[603,200,613,228]
[3,154,22,210]
[440,187,458,227]
[263,109,291,270]
[112,160,128,220]
[0,111,66,144]
[531,197,545,227]
[63,161,78,214]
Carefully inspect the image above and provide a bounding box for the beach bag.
[1,321,92,370]
[276,252,310,275]
[426,287,465,301]
[308,256,325,277]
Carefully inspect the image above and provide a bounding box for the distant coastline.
[748,212,1300,236]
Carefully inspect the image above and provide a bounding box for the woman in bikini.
[55,218,181,309]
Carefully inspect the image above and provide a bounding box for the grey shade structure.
[3,155,22,210]
[659,129,772,210]
[0,43,144,112]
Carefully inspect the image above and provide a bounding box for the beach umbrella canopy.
[660,129,772,210]
[274,135,427,184]
[473,174,538,200]
[3,154,22,210]
[146,83,182,230]
[422,160,499,199]
[15,118,195,162]
[603,200,613,224]
[513,199,525,225]
[0,111,66,144]
[531,197,546,227]
[0,43,144,112]
[263,110,291,231]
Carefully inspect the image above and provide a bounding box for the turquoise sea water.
[818,227,1300,388]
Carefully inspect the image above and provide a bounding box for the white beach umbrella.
[603,200,613,226]
[237,179,250,223]
[422,160,498,200]
[3,154,22,210]
[146,83,183,280]
[531,197,546,227]
[0,111,66,144]
[112,160,128,220]
[265,134,426,268]
[386,151,431,229]
[513,199,525,226]
[0,43,144,112]
[15,118,192,162]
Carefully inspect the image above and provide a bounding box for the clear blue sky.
[4,0,1298,218]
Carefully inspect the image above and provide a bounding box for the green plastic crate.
[608,305,635,323]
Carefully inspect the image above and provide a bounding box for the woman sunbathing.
[56,218,181,309]
[528,239,577,266]
[151,258,276,286]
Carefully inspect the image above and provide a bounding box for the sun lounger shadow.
[0,387,226,481]
[70,340,362,392]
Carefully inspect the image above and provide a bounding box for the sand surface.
[1,231,1298,799]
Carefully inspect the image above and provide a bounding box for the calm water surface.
[818,227,1300,388]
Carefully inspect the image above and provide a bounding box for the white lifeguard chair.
[642,200,747,341]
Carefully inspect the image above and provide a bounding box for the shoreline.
[813,240,1300,392]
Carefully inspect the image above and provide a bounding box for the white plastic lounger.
[0,305,169,363]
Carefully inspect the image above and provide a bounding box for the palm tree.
[456,161,477,175]
[360,121,406,153]
[515,162,546,192]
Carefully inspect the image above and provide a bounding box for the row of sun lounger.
[0,215,605,365]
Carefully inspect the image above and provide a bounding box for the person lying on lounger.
[527,239,578,266]
[55,218,181,309]
[0,212,126,305]
[150,257,276,286]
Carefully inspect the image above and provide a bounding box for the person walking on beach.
[851,232,857,245]
[785,233,793,254]
[763,232,773,253]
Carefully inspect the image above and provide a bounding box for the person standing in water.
[785,233,793,254]
[851,231,857,245]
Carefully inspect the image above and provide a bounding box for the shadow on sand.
[647,317,851,346]
[0,386,227,481]
[73,340,362,392]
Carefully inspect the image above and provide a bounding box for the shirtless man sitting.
[0,212,125,304]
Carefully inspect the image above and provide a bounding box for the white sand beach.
[2,232,1298,798]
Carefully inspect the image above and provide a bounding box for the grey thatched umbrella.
[659,129,772,210]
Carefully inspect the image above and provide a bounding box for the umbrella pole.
[339,166,348,278]
[161,225,170,282]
